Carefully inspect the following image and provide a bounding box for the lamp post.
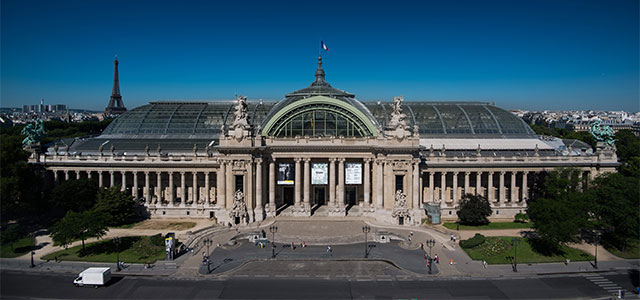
[269,225,278,258]
[594,230,602,269]
[203,238,213,273]
[425,239,435,274]
[362,225,371,258]
[455,205,460,231]
[512,237,520,272]
[30,233,35,268]
[114,237,121,271]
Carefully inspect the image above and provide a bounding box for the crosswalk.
[584,274,630,297]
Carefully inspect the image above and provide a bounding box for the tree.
[1,225,22,252]
[527,168,589,250]
[50,179,98,212]
[49,210,108,252]
[457,194,492,226]
[94,187,137,226]
[614,130,640,164]
[585,172,640,251]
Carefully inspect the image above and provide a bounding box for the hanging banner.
[345,163,362,184]
[277,163,294,185]
[311,163,328,185]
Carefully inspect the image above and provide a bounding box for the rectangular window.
[395,175,404,192]
[235,175,244,192]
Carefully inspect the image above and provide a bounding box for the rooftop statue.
[387,96,408,130]
[589,119,616,147]
[231,95,250,130]
[21,119,45,147]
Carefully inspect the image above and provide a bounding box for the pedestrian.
[291,242,295,250]
[450,233,454,241]
[450,258,453,265]
[435,254,439,264]
[483,260,487,269]
[327,246,332,256]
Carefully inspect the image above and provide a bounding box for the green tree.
[614,130,640,164]
[527,168,589,250]
[50,179,98,212]
[94,187,137,226]
[585,172,640,251]
[1,225,22,251]
[457,194,492,226]
[50,210,108,251]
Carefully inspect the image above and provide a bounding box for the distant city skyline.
[1,0,638,112]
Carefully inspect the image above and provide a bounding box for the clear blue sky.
[1,0,638,112]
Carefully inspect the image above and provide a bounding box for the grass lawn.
[0,236,35,258]
[443,222,533,230]
[461,236,593,264]
[42,235,165,263]
[604,239,640,259]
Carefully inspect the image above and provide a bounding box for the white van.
[73,267,111,288]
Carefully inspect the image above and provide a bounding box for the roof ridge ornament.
[383,96,414,141]
[313,56,327,86]
[228,95,253,141]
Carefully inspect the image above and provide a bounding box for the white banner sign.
[311,163,328,185]
[345,163,362,184]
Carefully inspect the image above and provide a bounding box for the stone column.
[64,170,69,180]
[144,171,150,204]
[109,171,114,187]
[329,158,336,206]
[452,172,459,203]
[488,171,494,202]
[205,172,210,205]
[192,171,198,205]
[268,160,276,215]
[510,171,517,203]
[255,158,263,221]
[180,172,186,206]
[156,171,162,204]
[428,172,434,202]
[133,171,138,199]
[412,159,420,210]
[294,158,302,206]
[75,170,81,180]
[338,158,345,207]
[303,158,310,209]
[98,171,103,187]
[226,161,233,209]
[375,158,383,208]
[217,160,226,208]
[522,171,529,202]
[169,172,175,206]
[53,170,59,185]
[499,171,505,204]
[440,172,447,202]
[464,171,470,195]
[121,171,126,191]
[363,158,371,206]
[476,172,482,196]
[87,171,92,179]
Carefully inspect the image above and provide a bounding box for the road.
[1,270,637,299]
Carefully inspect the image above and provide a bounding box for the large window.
[268,103,374,138]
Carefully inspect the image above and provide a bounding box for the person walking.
[483,260,487,269]
[434,254,439,264]
[327,246,332,256]
[450,258,454,265]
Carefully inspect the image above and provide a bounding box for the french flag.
[321,41,329,51]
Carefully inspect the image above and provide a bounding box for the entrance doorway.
[398,217,404,225]
[283,187,294,206]
[314,187,326,205]
[346,187,357,206]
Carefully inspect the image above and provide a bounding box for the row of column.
[425,170,530,205]
[52,169,214,206]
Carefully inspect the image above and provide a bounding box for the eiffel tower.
[104,56,127,115]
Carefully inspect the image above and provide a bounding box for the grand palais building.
[33,57,618,226]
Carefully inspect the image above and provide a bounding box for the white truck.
[73,267,111,287]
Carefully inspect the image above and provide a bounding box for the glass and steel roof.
[364,101,535,138]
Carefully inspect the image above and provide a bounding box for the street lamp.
[269,225,278,258]
[30,233,35,268]
[203,238,213,273]
[594,230,602,269]
[362,225,371,258]
[114,237,121,271]
[512,237,520,272]
[425,239,435,274]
